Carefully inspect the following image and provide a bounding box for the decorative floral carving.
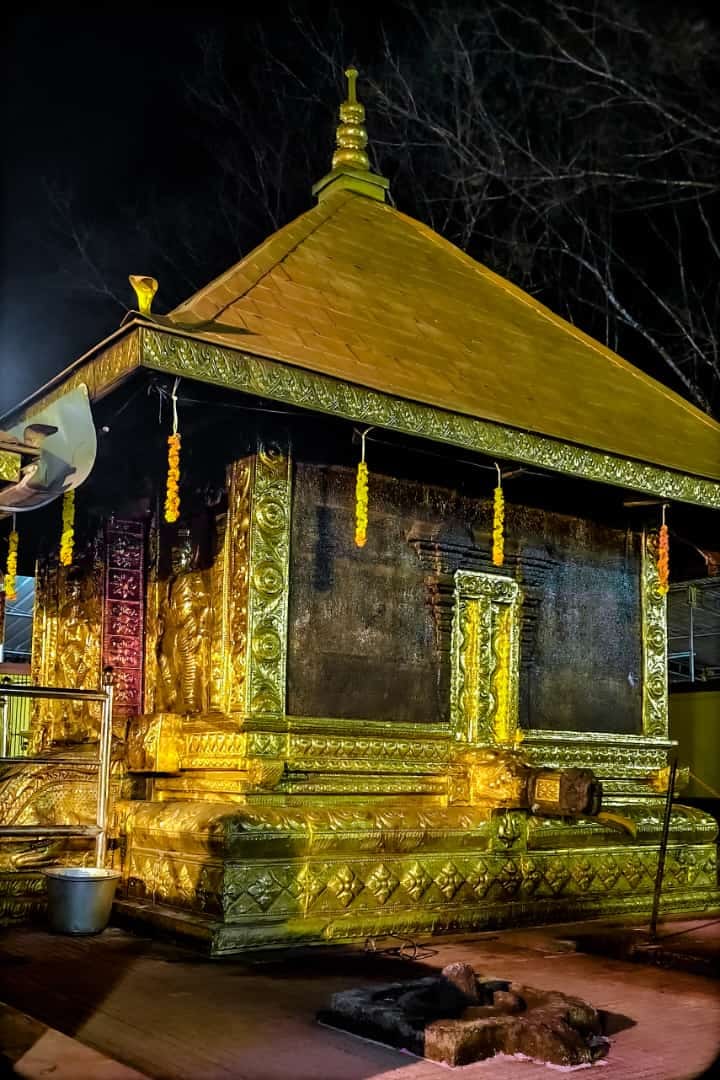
[366,864,400,904]
[327,866,364,907]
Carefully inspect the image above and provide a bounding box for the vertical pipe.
[95,667,114,868]
[649,754,678,941]
[688,585,696,684]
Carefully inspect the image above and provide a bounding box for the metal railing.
[0,668,114,866]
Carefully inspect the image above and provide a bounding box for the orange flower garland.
[164,432,181,523]
[492,464,504,566]
[4,524,18,602]
[59,489,75,566]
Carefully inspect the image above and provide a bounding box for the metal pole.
[649,754,678,941]
[688,585,696,684]
[94,667,114,868]
[0,678,10,758]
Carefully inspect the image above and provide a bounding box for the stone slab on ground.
[0,919,718,1079]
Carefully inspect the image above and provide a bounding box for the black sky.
[3,4,719,419]
[1,6,394,417]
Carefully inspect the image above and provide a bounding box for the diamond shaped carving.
[246,871,285,911]
[434,861,465,900]
[622,859,647,891]
[365,864,400,905]
[290,865,327,909]
[327,866,364,907]
[595,857,621,892]
[401,862,433,901]
[495,861,522,897]
[466,861,492,899]
[521,859,543,896]
[544,861,571,895]
[569,858,595,893]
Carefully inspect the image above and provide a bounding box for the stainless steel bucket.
[44,867,120,935]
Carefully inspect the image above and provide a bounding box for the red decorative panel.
[103,519,145,717]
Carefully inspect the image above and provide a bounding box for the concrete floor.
[1,918,719,1080]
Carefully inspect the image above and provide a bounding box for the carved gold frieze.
[123,840,717,932]
[288,734,450,773]
[140,329,720,509]
[22,331,140,420]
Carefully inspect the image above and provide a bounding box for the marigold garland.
[164,432,181,523]
[492,470,504,567]
[59,489,75,567]
[493,612,511,743]
[657,521,670,596]
[4,528,18,602]
[354,460,368,548]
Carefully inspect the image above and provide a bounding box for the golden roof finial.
[129,275,158,317]
[332,66,370,172]
[312,66,388,203]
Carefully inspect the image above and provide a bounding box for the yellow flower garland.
[164,432,181,523]
[59,489,75,567]
[493,611,511,743]
[657,522,669,596]
[354,460,368,548]
[492,480,504,567]
[4,528,18,601]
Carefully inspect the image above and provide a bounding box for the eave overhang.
[3,322,719,510]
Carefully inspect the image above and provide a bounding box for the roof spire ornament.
[332,67,370,172]
[312,66,389,204]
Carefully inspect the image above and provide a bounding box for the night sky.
[2,6,394,417]
[3,4,719,419]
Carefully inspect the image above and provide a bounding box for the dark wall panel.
[287,459,642,734]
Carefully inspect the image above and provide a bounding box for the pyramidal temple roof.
[170,184,720,482]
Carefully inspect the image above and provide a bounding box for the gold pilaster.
[244,434,292,722]
[641,529,669,739]
[451,570,522,746]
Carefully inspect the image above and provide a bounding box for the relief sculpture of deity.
[156,529,212,715]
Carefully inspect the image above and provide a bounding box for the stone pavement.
[0,917,719,1080]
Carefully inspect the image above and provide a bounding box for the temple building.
[1,71,719,952]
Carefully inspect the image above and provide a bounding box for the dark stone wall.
[513,507,642,733]
[287,463,453,723]
[286,460,642,734]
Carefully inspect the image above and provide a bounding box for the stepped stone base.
[109,798,719,955]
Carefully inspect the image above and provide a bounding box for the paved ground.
[1,917,719,1080]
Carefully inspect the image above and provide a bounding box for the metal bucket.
[44,867,120,935]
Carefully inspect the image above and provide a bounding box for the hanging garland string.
[164,378,181,524]
[4,516,18,601]
[492,463,504,567]
[354,428,371,548]
[59,489,75,567]
[657,504,670,596]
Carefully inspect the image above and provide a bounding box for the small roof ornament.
[313,67,389,204]
[332,67,369,172]
[129,275,158,317]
